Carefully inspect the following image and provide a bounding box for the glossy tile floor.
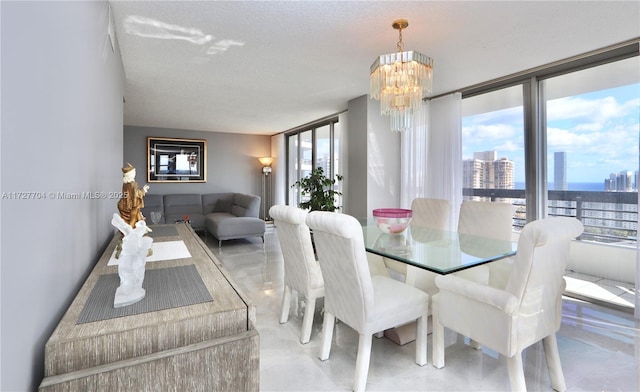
[202,226,640,391]
[564,271,636,311]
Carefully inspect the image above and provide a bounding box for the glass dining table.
[361,220,517,275]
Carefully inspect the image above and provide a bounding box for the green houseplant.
[291,167,343,211]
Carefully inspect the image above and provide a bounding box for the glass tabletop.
[361,221,517,275]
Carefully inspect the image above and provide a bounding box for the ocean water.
[514,182,604,191]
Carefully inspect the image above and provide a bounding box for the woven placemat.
[77,264,213,324]
[147,225,179,237]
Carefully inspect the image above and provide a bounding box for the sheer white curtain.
[400,92,462,230]
[400,103,428,208]
[426,93,463,229]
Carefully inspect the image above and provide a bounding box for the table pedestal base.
[384,323,416,345]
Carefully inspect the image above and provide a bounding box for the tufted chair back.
[269,205,324,344]
[305,210,373,332]
[269,205,323,294]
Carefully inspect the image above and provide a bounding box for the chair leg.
[353,334,373,392]
[506,351,527,392]
[432,297,445,369]
[543,334,567,392]
[415,314,427,366]
[300,297,316,344]
[279,285,291,324]
[319,312,335,361]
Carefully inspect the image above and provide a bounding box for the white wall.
[346,95,368,218]
[1,2,124,390]
[567,241,636,284]
[345,95,402,219]
[123,126,270,196]
[366,97,402,215]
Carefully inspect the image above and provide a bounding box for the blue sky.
[462,83,640,184]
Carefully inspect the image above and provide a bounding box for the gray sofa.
[141,193,265,246]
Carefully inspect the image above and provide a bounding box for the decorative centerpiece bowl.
[373,208,413,234]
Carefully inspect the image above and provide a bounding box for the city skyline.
[462,83,639,184]
[464,149,638,192]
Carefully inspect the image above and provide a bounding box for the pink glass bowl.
[372,208,413,234]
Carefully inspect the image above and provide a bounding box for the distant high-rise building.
[605,173,617,191]
[473,151,497,162]
[463,151,514,190]
[493,157,515,189]
[604,178,614,191]
[604,171,638,192]
[554,152,567,190]
[617,171,633,192]
[463,159,484,189]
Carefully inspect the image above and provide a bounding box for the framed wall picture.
[147,137,207,182]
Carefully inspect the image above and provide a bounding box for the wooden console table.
[39,223,258,391]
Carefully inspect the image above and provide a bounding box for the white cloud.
[574,123,603,132]
[547,127,593,149]
[547,95,639,126]
[496,139,520,152]
[463,123,516,141]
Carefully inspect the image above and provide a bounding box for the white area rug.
[108,240,192,266]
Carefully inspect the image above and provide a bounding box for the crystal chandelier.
[370,19,433,132]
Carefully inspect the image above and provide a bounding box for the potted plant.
[291,167,344,212]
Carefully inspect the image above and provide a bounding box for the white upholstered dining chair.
[457,200,516,285]
[432,217,584,392]
[269,205,324,344]
[306,211,429,392]
[411,197,452,230]
[457,200,515,239]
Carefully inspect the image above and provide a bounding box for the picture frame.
[147,137,207,183]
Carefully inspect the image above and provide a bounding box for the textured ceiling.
[109,1,640,135]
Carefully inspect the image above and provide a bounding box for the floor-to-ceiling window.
[462,44,639,238]
[461,85,526,230]
[286,117,341,207]
[543,57,639,245]
[461,42,639,312]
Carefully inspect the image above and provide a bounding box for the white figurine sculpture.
[111,213,153,308]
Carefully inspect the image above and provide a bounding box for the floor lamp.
[258,157,273,221]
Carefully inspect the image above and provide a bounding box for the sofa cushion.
[206,213,266,240]
[141,194,165,224]
[231,204,248,217]
[164,194,205,229]
[232,193,261,217]
[214,199,233,213]
[202,193,235,214]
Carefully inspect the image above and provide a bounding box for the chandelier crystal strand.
[370,19,433,132]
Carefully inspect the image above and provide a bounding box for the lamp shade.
[258,157,274,167]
